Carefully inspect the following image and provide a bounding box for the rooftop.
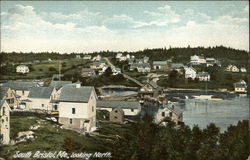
[97,100,140,109]
[58,86,95,103]
[28,87,54,99]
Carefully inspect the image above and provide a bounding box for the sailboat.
[193,81,213,100]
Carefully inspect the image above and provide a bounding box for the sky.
[0,1,249,53]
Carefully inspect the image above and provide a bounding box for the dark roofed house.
[139,81,163,98]
[197,72,210,81]
[57,84,97,132]
[27,87,56,111]
[171,63,184,73]
[234,80,247,93]
[0,87,19,109]
[97,100,141,116]
[155,102,183,126]
[137,63,151,73]
[2,81,39,102]
[153,61,168,70]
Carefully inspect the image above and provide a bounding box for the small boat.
[193,95,213,100]
[209,98,223,101]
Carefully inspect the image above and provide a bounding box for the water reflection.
[183,97,249,132]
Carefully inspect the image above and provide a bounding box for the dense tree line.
[62,114,249,160]
[1,46,248,66]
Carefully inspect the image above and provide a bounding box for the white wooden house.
[197,72,210,81]
[184,66,197,79]
[0,100,10,145]
[190,55,206,65]
[16,65,29,74]
[27,87,56,111]
[234,80,247,93]
[57,84,97,132]
[226,65,239,72]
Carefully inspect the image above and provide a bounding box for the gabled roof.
[137,63,151,68]
[58,86,95,103]
[0,87,9,100]
[197,72,210,77]
[234,83,247,88]
[153,61,168,66]
[49,81,72,89]
[97,100,140,109]
[28,87,54,99]
[3,81,38,91]
[171,63,184,69]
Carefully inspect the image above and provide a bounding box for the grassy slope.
[0,115,123,159]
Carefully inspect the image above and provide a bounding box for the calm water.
[183,97,249,132]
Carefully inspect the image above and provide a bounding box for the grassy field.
[1,59,91,80]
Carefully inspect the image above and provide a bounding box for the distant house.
[126,54,131,59]
[91,61,106,70]
[153,61,168,70]
[116,53,123,59]
[129,63,138,71]
[98,65,111,75]
[171,63,184,73]
[190,55,206,65]
[2,81,39,102]
[139,81,163,98]
[155,103,183,126]
[137,63,151,73]
[92,55,102,61]
[197,72,210,81]
[109,108,124,123]
[112,68,122,75]
[234,80,247,93]
[81,68,96,77]
[16,65,29,74]
[240,67,247,73]
[143,56,149,63]
[128,58,135,65]
[52,74,64,81]
[57,84,97,132]
[135,59,144,64]
[0,100,10,145]
[83,55,92,60]
[0,87,19,109]
[206,58,221,67]
[226,65,239,72]
[97,100,141,116]
[76,55,81,59]
[184,66,197,79]
[27,87,56,111]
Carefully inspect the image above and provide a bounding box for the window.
[114,116,117,119]
[72,108,75,114]
[69,119,73,124]
[131,109,134,112]
[2,107,5,115]
[41,104,44,107]
[92,106,94,112]
[22,90,25,95]
[169,112,173,117]
[6,117,8,122]
[162,112,165,117]
[54,105,58,110]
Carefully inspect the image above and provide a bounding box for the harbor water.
[183,97,249,132]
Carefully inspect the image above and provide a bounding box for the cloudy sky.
[0,1,249,53]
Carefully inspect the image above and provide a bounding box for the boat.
[193,95,213,100]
